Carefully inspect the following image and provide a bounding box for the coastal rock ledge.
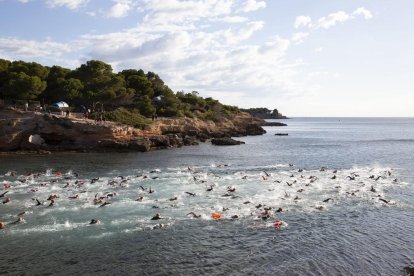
[0,108,266,153]
[211,138,245,146]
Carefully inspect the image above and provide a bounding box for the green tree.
[2,72,46,100]
[9,61,49,80]
[127,75,154,98]
[136,95,155,117]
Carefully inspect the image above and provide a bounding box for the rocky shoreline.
[0,108,269,153]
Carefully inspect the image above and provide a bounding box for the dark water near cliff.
[1,117,413,275]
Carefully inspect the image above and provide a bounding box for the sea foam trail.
[0,164,409,235]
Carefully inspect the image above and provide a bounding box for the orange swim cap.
[211,213,221,219]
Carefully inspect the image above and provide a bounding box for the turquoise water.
[0,118,413,275]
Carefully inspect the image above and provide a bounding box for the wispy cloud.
[295,7,374,31]
[45,0,90,10]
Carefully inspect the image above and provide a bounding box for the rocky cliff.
[0,108,266,152]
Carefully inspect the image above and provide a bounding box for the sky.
[0,0,413,117]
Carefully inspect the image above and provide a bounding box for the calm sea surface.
[0,117,413,275]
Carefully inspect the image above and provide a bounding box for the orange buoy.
[211,213,221,219]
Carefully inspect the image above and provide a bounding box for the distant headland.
[240,108,288,119]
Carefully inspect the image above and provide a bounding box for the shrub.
[102,107,151,129]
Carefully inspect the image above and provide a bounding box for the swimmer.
[0,221,5,229]
[47,194,59,201]
[169,197,178,201]
[227,187,236,192]
[323,198,333,203]
[370,186,376,193]
[151,213,163,220]
[263,171,270,177]
[276,207,283,213]
[35,198,43,206]
[273,219,283,229]
[2,197,10,204]
[222,207,229,212]
[105,192,117,198]
[90,177,100,184]
[69,194,79,199]
[0,191,9,198]
[12,217,25,224]
[331,175,337,180]
[185,192,196,196]
[48,199,55,207]
[260,209,272,220]
[243,201,251,204]
[17,211,32,217]
[89,219,101,225]
[206,185,214,192]
[231,215,239,219]
[136,196,144,202]
[99,202,111,207]
[379,198,389,204]
[187,212,201,218]
[153,224,164,229]
[148,187,154,194]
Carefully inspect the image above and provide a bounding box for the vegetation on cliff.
[0,59,241,127]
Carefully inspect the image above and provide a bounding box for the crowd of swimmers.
[0,165,399,231]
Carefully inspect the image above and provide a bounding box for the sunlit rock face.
[0,108,265,152]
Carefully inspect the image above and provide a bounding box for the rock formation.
[0,108,266,153]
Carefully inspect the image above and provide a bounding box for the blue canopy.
[52,101,69,108]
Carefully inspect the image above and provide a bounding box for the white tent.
[52,101,69,108]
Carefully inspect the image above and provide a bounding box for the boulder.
[211,138,245,146]
[245,124,266,135]
[128,138,151,152]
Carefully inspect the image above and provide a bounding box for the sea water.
[0,117,413,275]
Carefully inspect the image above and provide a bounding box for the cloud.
[106,0,132,18]
[209,16,248,23]
[294,15,311,29]
[0,37,72,58]
[291,32,309,44]
[314,11,350,29]
[45,0,90,10]
[295,7,374,30]
[237,0,266,13]
[353,7,373,20]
